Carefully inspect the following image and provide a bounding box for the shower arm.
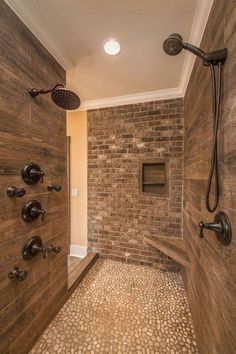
[182,42,207,60]
[182,42,227,66]
[28,83,65,97]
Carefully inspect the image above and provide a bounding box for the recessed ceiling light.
[104,39,121,56]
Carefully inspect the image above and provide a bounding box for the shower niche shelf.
[144,235,190,267]
[140,160,168,195]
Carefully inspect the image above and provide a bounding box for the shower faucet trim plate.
[21,163,45,184]
[199,211,232,246]
[22,236,62,260]
[22,200,45,222]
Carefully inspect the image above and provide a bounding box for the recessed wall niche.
[140,159,168,196]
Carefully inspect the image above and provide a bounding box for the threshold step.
[68,251,98,290]
[144,236,190,267]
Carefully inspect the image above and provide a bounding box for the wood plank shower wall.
[0,2,68,353]
[184,0,236,353]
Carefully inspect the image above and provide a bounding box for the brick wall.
[88,98,184,266]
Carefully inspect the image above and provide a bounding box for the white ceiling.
[5,0,213,108]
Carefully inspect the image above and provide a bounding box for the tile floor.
[30,259,198,354]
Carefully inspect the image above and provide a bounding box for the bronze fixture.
[47,184,62,192]
[21,163,45,184]
[22,236,62,260]
[8,267,28,281]
[199,211,232,246]
[6,186,25,198]
[22,200,45,222]
[28,83,80,110]
[163,34,228,213]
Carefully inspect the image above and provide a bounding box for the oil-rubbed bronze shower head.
[163,32,228,213]
[28,83,80,110]
[162,33,183,56]
[163,33,227,65]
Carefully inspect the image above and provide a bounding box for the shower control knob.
[22,200,45,222]
[22,236,46,259]
[47,184,62,192]
[198,211,232,246]
[6,186,25,198]
[8,267,28,281]
[30,206,45,221]
[47,245,62,254]
[21,163,45,184]
[22,236,61,260]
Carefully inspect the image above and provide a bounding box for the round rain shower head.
[28,83,81,110]
[51,87,80,110]
[163,33,183,56]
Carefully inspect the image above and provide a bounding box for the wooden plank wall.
[184,0,236,353]
[0,2,68,353]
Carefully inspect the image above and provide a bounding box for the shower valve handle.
[198,212,232,246]
[8,267,28,281]
[6,186,25,198]
[47,184,62,192]
[30,206,45,221]
[23,237,62,260]
[31,243,47,258]
[30,168,45,183]
[198,222,205,238]
[21,163,45,184]
[198,221,223,238]
[47,245,62,254]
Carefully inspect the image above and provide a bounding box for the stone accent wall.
[88,99,184,266]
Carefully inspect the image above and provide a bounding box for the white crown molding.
[4,0,72,69]
[179,0,214,94]
[78,87,183,111]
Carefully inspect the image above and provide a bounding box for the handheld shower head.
[162,33,225,63]
[29,83,80,110]
[163,33,183,56]
[163,32,228,214]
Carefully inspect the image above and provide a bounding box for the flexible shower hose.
[205,62,222,212]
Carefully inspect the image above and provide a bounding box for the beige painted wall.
[67,110,87,247]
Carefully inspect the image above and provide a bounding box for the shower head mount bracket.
[28,84,65,97]
[202,48,228,66]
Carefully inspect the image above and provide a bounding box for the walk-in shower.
[29,83,80,110]
[163,34,227,213]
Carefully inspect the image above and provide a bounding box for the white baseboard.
[70,244,88,259]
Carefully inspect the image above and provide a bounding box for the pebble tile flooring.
[30,259,198,354]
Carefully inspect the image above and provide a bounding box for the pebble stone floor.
[30,259,198,354]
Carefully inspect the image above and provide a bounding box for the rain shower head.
[29,83,80,110]
[51,86,80,110]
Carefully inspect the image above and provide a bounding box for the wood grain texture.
[0,2,68,353]
[184,1,236,353]
[144,236,190,267]
[68,252,99,289]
